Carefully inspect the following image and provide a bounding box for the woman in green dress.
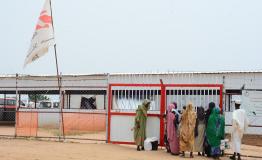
[206,107,225,159]
[134,99,151,151]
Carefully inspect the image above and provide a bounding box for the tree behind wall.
[28,94,49,102]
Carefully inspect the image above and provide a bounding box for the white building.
[0,71,261,135]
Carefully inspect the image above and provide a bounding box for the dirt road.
[0,138,261,160]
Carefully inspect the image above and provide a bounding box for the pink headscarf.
[167,104,176,141]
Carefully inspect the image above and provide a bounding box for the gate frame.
[107,83,223,146]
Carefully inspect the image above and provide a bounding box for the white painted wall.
[110,115,160,143]
[224,90,262,135]
[38,109,60,128]
[225,111,262,135]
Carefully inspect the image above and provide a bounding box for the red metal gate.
[107,83,223,146]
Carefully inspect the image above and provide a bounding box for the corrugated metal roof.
[0,70,261,78]
[110,70,262,75]
[0,73,108,78]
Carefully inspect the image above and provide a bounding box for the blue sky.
[0,0,262,75]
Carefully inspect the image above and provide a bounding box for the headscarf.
[168,103,174,113]
[140,99,150,116]
[142,99,150,110]
[207,102,215,116]
[184,103,194,117]
[197,107,205,121]
[205,102,216,126]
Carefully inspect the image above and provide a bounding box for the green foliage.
[28,94,49,102]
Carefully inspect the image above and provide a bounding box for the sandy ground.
[0,126,261,159]
[0,138,261,160]
[0,125,15,135]
[37,128,106,141]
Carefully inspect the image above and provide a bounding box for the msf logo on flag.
[35,10,52,31]
[24,0,55,67]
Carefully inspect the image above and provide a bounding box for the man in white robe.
[230,100,249,160]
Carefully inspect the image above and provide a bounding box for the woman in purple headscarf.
[167,103,180,155]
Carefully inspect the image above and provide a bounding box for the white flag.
[24,0,55,67]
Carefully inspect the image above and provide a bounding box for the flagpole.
[49,0,60,89]
[15,73,18,137]
[49,0,64,140]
